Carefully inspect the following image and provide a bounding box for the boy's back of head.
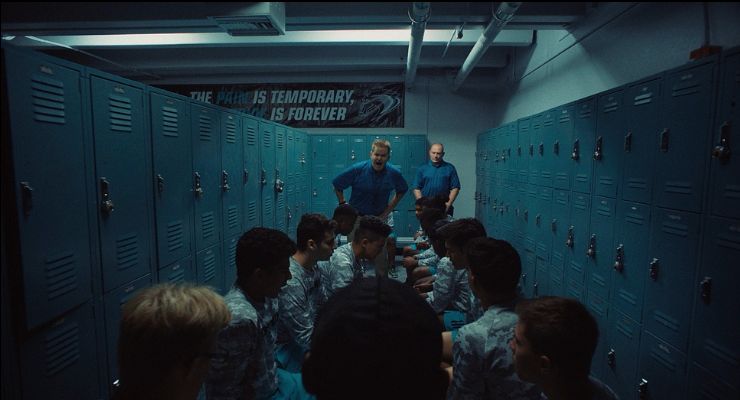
[465,237,521,298]
[436,218,487,249]
[236,227,296,287]
[353,215,392,244]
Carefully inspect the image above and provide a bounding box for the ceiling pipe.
[451,2,521,91]
[405,2,431,89]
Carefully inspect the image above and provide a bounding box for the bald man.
[412,143,460,217]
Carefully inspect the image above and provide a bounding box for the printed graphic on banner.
[156,82,404,128]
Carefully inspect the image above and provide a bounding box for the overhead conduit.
[405,2,431,89]
[452,2,521,91]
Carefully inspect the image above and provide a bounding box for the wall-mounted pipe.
[452,2,521,91]
[405,2,430,89]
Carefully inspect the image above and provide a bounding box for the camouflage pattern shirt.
[206,286,279,400]
[426,257,472,314]
[448,301,542,400]
[277,257,322,350]
[322,243,371,300]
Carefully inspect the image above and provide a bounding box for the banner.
[156,82,404,128]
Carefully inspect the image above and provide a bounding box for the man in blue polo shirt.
[413,143,461,217]
[332,139,408,277]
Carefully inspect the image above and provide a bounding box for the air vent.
[211,2,285,36]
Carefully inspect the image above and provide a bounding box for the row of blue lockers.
[474,49,739,399]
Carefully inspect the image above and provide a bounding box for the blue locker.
[150,89,194,269]
[572,97,596,194]
[507,123,519,186]
[690,216,740,387]
[348,135,368,165]
[622,77,661,204]
[310,135,330,216]
[90,73,152,293]
[688,363,739,400]
[196,244,224,293]
[330,135,350,208]
[3,47,93,328]
[191,103,222,250]
[223,235,239,293]
[517,117,531,184]
[221,111,243,239]
[586,196,616,300]
[286,130,298,238]
[612,201,651,323]
[604,311,642,400]
[553,103,575,190]
[636,331,688,400]
[243,115,262,230]
[594,90,625,198]
[528,114,542,184]
[586,292,609,381]
[534,187,553,296]
[389,135,407,173]
[20,303,99,400]
[519,185,538,298]
[274,126,287,233]
[260,121,275,228]
[653,59,717,212]
[643,207,701,352]
[564,193,591,302]
[538,110,555,187]
[708,50,740,219]
[297,131,310,220]
[311,135,330,172]
[407,135,428,185]
[549,189,570,296]
[157,257,194,285]
[103,274,151,395]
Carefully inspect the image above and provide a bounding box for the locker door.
[709,50,740,218]
[221,111,243,239]
[612,201,651,323]
[150,90,193,269]
[688,363,739,400]
[4,49,93,328]
[349,135,368,165]
[644,208,701,352]
[517,117,531,184]
[310,135,329,215]
[191,103,222,250]
[157,257,194,285]
[572,97,596,194]
[260,121,275,228]
[520,185,538,298]
[298,133,310,220]
[653,60,717,212]
[389,135,407,173]
[586,292,609,381]
[90,74,151,292]
[549,189,570,296]
[507,123,519,186]
[330,135,350,200]
[243,115,261,230]
[691,217,740,386]
[528,115,541,184]
[553,104,574,190]
[538,110,555,187]
[564,193,591,302]
[534,187,553,296]
[586,196,616,300]
[196,244,224,293]
[286,129,297,238]
[20,304,99,400]
[407,135,428,185]
[223,235,239,293]
[637,332,688,400]
[274,126,287,232]
[595,90,625,198]
[604,312,642,400]
[103,274,151,395]
[623,77,661,204]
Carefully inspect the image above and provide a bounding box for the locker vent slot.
[246,126,258,145]
[591,273,607,288]
[277,132,284,149]
[109,94,133,133]
[626,178,648,190]
[558,113,571,124]
[45,322,80,377]
[616,319,637,338]
[664,181,693,194]
[578,106,593,119]
[703,339,739,367]
[715,234,740,251]
[228,240,237,265]
[201,212,215,240]
[649,346,678,371]
[722,185,740,200]
[652,310,680,333]
[162,106,179,137]
[198,114,213,141]
[661,221,689,237]
[248,201,258,221]
[596,203,612,217]
[602,99,619,113]
[263,199,272,215]
[45,251,78,300]
[166,221,184,252]
[116,233,139,271]
[625,212,646,226]
[568,260,584,274]
[633,91,654,106]
[575,174,589,184]
[573,197,588,211]
[672,80,700,98]
[31,75,66,125]
[203,252,216,283]
[167,268,185,283]
[617,289,638,307]
[227,205,239,230]
[263,131,272,147]
[225,119,237,143]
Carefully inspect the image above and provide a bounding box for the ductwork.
[405,2,431,89]
[452,2,521,91]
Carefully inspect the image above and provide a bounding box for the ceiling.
[1,2,592,85]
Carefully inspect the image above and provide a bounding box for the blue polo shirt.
[412,160,460,198]
[332,160,408,216]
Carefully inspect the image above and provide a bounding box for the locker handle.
[535,214,541,227]
[222,170,231,192]
[20,181,33,217]
[566,226,574,248]
[551,219,557,232]
[649,258,659,281]
[593,136,603,160]
[638,379,648,400]
[312,189,317,197]
[523,209,529,221]
[624,131,632,152]
[529,144,534,156]
[244,169,249,184]
[517,146,522,156]
[100,177,115,215]
[193,172,204,198]
[586,234,596,257]
[260,169,267,185]
[274,169,284,193]
[351,150,356,160]
[571,139,580,160]
[287,206,292,221]
[156,174,164,196]
[553,140,559,155]
[607,349,616,367]
[711,121,731,163]
[614,244,624,272]
[538,142,544,156]
[659,128,670,152]
[700,276,712,304]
